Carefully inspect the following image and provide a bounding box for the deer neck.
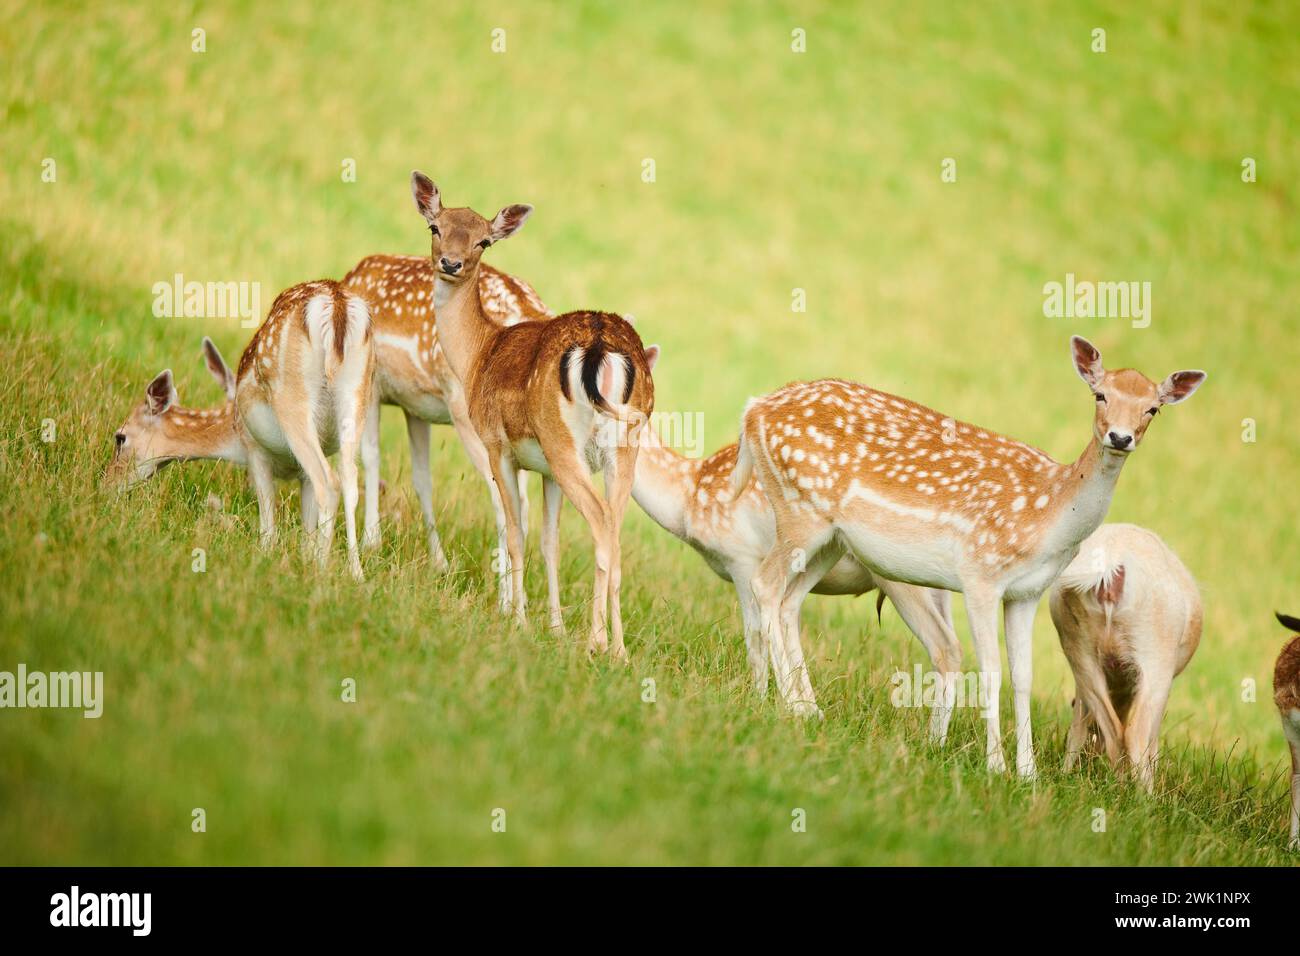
[164,403,247,467]
[1045,435,1127,553]
[632,427,700,538]
[432,264,499,388]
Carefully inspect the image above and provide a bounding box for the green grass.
[1,0,1298,864]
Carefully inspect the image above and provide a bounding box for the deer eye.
[115,432,127,448]
[1094,393,1106,403]
[1146,406,1159,416]
[429,224,440,237]
[478,238,491,249]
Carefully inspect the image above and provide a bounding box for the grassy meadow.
[1,1,1298,865]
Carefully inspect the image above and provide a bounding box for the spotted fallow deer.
[1048,523,1202,790]
[107,281,376,580]
[632,348,962,733]
[410,172,654,658]
[732,336,1205,774]
[341,255,554,590]
[1274,612,1300,849]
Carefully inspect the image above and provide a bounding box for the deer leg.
[601,444,639,663]
[360,391,381,551]
[1003,596,1039,779]
[963,586,1007,773]
[1064,644,1124,768]
[336,394,367,582]
[274,400,337,568]
[1122,667,1173,792]
[776,535,842,719]
[1063,696,1090,771]
[540,438,613,656]
[486,452,527,626]
[751,547,790,706]
[1287,734,1300,850]
[880,580,963,744]
[300,476,319,535]
[518,470,531,538]
[732,572,769,695]
[540,477,564,633]
[448,400,513,609]
[404,413,450,573]
[247,445,278,548]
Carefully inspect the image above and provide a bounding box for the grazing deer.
[410,172,654,658]
[341,255,554,586]
[632,348,962,734]
[732,337,1205,774]
[1048,524,1201,790]
[108,281,376,580]
[1274,612,1300,849]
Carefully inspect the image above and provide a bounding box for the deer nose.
[439,257,462,275]
[1107,431,1133,450]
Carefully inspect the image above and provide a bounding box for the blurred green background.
[1,0,1297,864]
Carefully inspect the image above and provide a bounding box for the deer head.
[1070,335,1205,454]
[105,369,181,487]
[410,171,532,284]
[105,339,239,488]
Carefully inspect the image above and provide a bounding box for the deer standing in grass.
[1274,612,1300,849]
[341,255,554,589]
[1048,523,1201,790]
[410,172,654,657]
[107,281,376,580]
[732,337,1204,774]
[633,348,962,732]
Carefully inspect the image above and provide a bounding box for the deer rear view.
[107,281,376,579]
[410,172,654,659]
[1049,523,1202,790]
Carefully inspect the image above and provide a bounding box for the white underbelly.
[838,523,962,592]
[377,373,450,424]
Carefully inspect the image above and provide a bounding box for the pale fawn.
[341,255,554,589]
[732,336,1204,774]
[1274,612,1300,849]
[108,281,376,580]
[1049,523,1202,790]
[633,347,962,732]
[410,172,654,658]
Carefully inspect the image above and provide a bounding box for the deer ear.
[201,337,235,400]
[1070,335,1104,388]
[1276,611,1300,634]
[146,369,177,416]
[643,344,660,372]
[411,171,441,222]
[490,204,533,242]
[1157,369,1206,405]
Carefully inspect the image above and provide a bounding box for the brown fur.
[1276,628,1300,717]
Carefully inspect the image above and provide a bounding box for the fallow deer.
[632,348,962,733]
[341,255,554,589]
[1274,612,1300,849]
[108,281,376,580]
[732,336,1205,774]
[410,172,654,658]
[1048,523,1202,790]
